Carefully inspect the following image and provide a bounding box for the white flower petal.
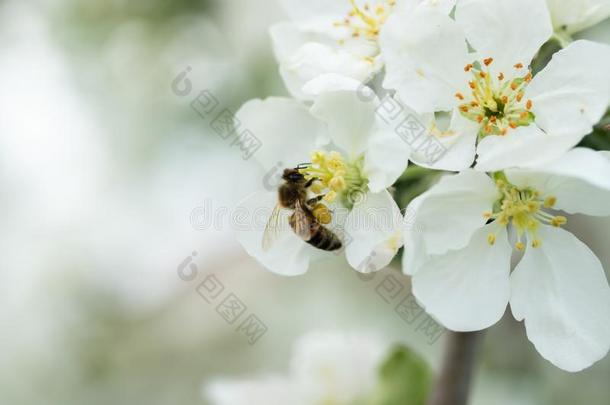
[409,109,479,171]
[279,42,377,100]
[302,73,369,96]
[310,87,377,157]
[236,98,324,171]
[546,0,610,34]
[510,226,610,372]
[474,124,582,171]
[402,193,429,276]
[527,40,610,138]
[574,17,610,45]
[505,148,610,216]
[402,170,499,275]
[235,191,313,276]
[290,331,384,404]
[206,377,305,405]
[270,22,309,64]
[277,0,348,21]
[380,6,471,113]
[363,127,411,192]
[412,223,512,331]
[456,0,552,73]
[419,0,459,14]
[345,191,403,273]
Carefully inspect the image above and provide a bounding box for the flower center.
[333,0,395,56]
[299,150,368,209]
[485,173,566,250]
[456,58,535,138]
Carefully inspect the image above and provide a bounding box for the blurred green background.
[1,0,609,404]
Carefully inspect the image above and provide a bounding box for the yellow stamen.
[324,190,337,203]
[487,233,496,245]
[544,196,556,208]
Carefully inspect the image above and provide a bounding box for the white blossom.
[380,0,610,171]
[546,0,610,39]
[403,148,610,372]
[234,84,408,275]
[270,0,456,98]
[205,331,385,404]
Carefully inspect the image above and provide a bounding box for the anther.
[487,233,496,245]
[544,196,556,208]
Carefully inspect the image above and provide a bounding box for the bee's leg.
[304,177,319,188]
[306,195,325,206]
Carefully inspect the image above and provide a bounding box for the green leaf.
[369,345,432,405]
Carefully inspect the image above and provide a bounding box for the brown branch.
[427,331,483,405]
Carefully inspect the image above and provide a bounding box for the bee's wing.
[292,199,314,241]
[262,204,285,252]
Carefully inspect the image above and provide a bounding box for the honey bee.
[263,167,342,252]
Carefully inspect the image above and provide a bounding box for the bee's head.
[282,168,305,183]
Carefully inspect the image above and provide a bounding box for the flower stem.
[427,331,483,405]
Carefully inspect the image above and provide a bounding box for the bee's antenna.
[296,162,312,169]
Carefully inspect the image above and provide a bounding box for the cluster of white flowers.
[236,0,610,372]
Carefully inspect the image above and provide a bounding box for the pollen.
[457,57,535,137]
[551,216,567,227]
[544,196,556,208]
[514,62,524,69]
[300,150,347,195]
[487,233,496,245]
[310,181,324,194]
[299,150,369,209]
[329,176,346,192]
[324,190,337,203]
[486,174,567,250]
[333,0,395,42]
[312,203,332,224]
